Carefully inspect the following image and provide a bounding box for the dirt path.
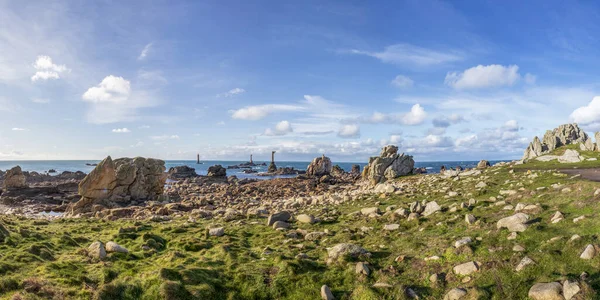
[559,168,600,182]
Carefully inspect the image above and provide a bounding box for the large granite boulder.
[69,156,166,215]
[3,166,28,190]
[207,165,226,177]
[306,155,333,177]
[477,160,491,169]
[168,165,198,179]
[523,123,593,160]
[362,145,414,184]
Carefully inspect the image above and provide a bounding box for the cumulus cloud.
[570,96,600,129]
[432,114,465,128]
[502,120,519,132]
[82,75,159,124]
[445,64,521,89]
[338,124,360,138]
[389,134,402,144]
[31,55,69,82]
[138,43,153,60]
[344,104,427,126]
[231,104,303,120]
[218,88,246,97]
[112,128,131,133]
[391,75,414,88]
[11,127,27,131]
[264,120,293,136]
[347,44,463,67]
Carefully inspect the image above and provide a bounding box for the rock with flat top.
[528,282,563,300]
[497,213,530,232]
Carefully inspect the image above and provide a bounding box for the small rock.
[465,214,476,225]
[321,285,334,300]
[383,224,400,231]
[453,261,479,276]
[454,237,472,248]
[513,244,525,252]
[327,243,369,261]
[563,280,580,300]
[528,282,563,300]
[105,241,128,253]
[497,213,530,232]
[209,227,225,237]
[273,221,290,230]
[573,216,585,223]
[580,244,596,259]
[267,211,291,226]
[361,207,380,215]
[443,288,467,300]
[423,201,441,217]
[515,256,535,272]
[88,241,106,260]
[355,262,370,276]
[296,214,316,224]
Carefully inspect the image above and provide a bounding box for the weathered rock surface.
[105,241,128,253]
[523,123,593,160]
[168,166,198,179]
[327,243,369,261]
[453,261,478,275]
[3,166,28,190]
[88,241,107,259]
[207,165,227,177]
[444,288,467,300]
[528,282,563,300]
[477,160,491,169]
[68,156,166,215]
[321,285,334,300]
[497,213,530,232]
[362,145,414,184]
[267,211,291,226]
[306,155,333,177]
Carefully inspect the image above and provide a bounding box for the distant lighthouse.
[196,154,200,164]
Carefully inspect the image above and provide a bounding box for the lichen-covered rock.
[68,156,166,215]
[497,213,530,232]
[306,155,333,177]
[168,165,198,179]
[88,241,107,260]
[105,241,128,253]
[476,160,491,169]
[3,166,28,190]
[362,145,414,184]
[327,243,369,261]
[267,211,291,226]
[528,282,563,300]
[523,123,592,160]
[350,164,361,175]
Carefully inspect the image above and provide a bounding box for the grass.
[1,160,600,299]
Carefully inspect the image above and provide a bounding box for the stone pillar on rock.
[268,151,277,173]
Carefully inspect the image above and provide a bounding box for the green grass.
[1,162,600,299]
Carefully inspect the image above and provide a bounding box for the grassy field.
[1,163,600,299]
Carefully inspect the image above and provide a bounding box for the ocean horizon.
[0,159,514,179]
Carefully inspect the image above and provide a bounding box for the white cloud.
[338,124,360,138]
[150,135,180,141]
[11,128,27,131]
[138,43,153,60]
[218,88,246,97]
[82,75,159,124]
[347,44,463,67]
[570,96,600,129]
[31,55,69,82]
[503,120,519,132]
[445,64,521,89]
[264,120,293,136]
[401,104,427,125]
[83,75,131,103]
[391,75,414,88]
[389,134,402,144]
[231,104,304,120]
[138,125,151,129]
[112,128,131,133]
[32,98,50,104]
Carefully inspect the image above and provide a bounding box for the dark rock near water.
[168,166,198,179]
[207,165,227,177]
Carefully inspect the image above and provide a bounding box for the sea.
[0,160,513,180]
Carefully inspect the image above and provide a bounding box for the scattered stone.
[507,232,518,240]
[321,285,334,300]
[422,201,441,217]
[573,216,585,223]
[361,207,380,215]
[88,241,106,260]
[477,160,491,169]
[515,256,535,272]
[383,224,400,231]
[497,213,530,232]
[272,221,290,230]
[454,237,472,248]
[105,241,128,253]
[563,280,581,300]
[453,261,479,276]
[296,214,316,224]
[580,244,596,260]
[267,211,292,226]
[372,282,393,288]
[550,211,564,223]
[209,227,225,237]
[443,288,467,300]
[355,262,370,276]
[528,282,563,300]
[327,243,369,261]
[465,214,476,225]
[513,244,525,252]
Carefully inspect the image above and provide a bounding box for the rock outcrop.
[168,166,198,179]
[477,160,491,169]
[306,155,332,177]
[207,165,226,177]
[523,123,594,160]
[68,156,166,215]
[362,145,414,184]
[350,165,361,175]
[3,166,28,190]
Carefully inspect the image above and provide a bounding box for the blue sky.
[2,0,600,162]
